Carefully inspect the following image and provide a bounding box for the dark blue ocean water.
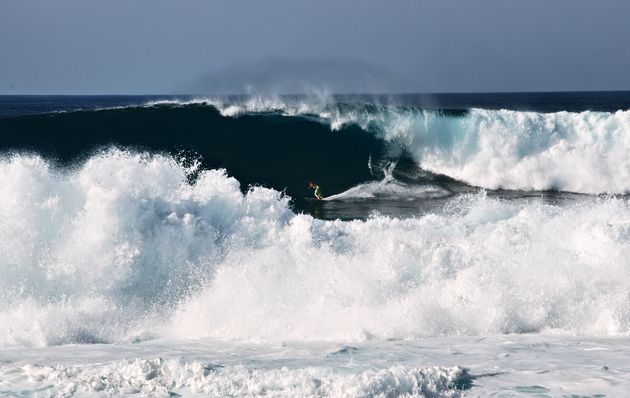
[2,91,630,119]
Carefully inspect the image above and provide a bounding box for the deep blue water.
[2,91,630,119]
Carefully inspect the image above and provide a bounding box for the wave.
[199,96,630,194]
[1,150,630,347]
[72,95,630,195]
[3,96,630,197]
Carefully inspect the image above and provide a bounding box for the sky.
[1,0,630,95]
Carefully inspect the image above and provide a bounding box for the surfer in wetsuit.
[308,181,324,200]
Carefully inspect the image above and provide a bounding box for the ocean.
[1,92,630,397]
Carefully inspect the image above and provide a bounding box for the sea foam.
[1,150,630,347]
[10,359,467,397]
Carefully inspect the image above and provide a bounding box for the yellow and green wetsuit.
[313,185,323,199]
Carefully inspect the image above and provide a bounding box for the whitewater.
[2,93,630,396]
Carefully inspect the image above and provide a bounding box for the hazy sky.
[2,0,629,94]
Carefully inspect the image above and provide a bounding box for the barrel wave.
[3,97,630,202]
[206,97,630,194]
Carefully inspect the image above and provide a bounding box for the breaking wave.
[202,97,630,194]
[3,96,630,200]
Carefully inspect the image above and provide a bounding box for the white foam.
[171,194,630,342]
[1,150,630,348]
[321,106,630,194]
[8,358,466,397]
[3,336,630,397]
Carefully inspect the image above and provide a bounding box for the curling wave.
[3,96,630,199]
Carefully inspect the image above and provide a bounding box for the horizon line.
[2,89,630,97]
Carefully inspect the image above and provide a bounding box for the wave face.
[2,151,630,347]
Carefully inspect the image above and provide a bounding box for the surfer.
[308,181,324,200]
